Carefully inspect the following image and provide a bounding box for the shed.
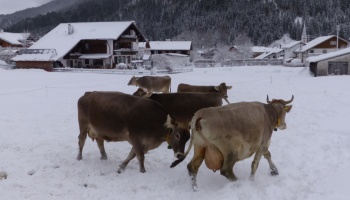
[307,47,350,77]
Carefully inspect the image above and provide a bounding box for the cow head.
[132,88,153,97]
[165,115,191,159]
[267,95,294,130]
[127,76,138,86]
[214,82,232,98]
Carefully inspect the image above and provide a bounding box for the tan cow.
[177,82,232,103]
[170,95,294,190]
[77,91,189,173]
[128,75,171,93]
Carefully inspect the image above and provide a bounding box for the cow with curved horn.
[169,95,294,191]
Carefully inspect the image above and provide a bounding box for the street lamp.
[336,25,340,50]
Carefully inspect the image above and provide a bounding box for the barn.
[307,47,350,77]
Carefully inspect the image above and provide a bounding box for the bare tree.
[233,33,253,59]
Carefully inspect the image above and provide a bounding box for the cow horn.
[266,95,272,104]
[283,95,294,105]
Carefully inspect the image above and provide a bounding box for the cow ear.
[165,115,178,129]
[284,105,292,112]
[214,86,219,91]
[227,86,232,89]
[144,92,153,97]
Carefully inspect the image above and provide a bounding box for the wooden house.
[294,35,348,65]
[12,21,146,71]
[0,29,30,48]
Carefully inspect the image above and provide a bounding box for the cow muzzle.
[174,152,184,159]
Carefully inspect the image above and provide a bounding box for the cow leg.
[77,130,87,160]
[220,152,238,181]
[263,150,279,175]
[96,139,107,160]
[133,145,146,173]
[187,146,205,191]
[250,147,265,178]
[118,147,136,173]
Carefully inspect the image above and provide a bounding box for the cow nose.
[174,152,183,159]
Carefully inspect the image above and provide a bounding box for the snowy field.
[0,66,349,200]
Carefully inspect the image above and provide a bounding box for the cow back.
[138,76,171,93]
[149,92,223,126]
[78,91,169,141]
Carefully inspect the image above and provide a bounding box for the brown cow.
[134,92,223,158]
[76,91,189,173]
[170,95,294,190]
[128,75,171,93]
[177,82,232,103]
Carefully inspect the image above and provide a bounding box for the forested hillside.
[3,0,350,48]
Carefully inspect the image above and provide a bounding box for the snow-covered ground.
[1,66,349,200]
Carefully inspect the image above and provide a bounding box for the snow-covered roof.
[252,46,271,53]
[139,41,192,50]
[255,47,283,59]
[282,41,304,49]
[307,47,350,63]
[11,54,56,61]
[295,35,335,52]
[12,21,136,61]
[0,31,26,45]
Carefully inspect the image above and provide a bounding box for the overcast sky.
[0,0,53,15]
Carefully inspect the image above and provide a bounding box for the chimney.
[68,24,74,35]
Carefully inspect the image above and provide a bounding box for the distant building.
[0,29,32,48]
[139,40,193,61]
[294,35,348,65]
[12,21,146,71]
[307,47,350,77]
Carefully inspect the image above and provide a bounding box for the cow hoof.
[117,168,125,174]
[76,155,82,160]
[100,156,107,160]
[270,168,279,175]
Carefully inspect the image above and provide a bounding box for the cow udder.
[204,145,223,171]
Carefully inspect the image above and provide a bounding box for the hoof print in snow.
[28,170,36,176]
[0,171,8,180]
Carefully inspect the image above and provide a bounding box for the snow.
[1,66,350,200]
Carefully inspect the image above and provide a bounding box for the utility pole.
[336,25,340,50]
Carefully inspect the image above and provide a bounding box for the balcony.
[114,48,139,55]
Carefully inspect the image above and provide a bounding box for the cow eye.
[175,132,181,140]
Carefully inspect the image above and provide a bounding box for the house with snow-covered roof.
[254,47,284,60]
[11,21,146,71]
[282,41,305,64]
[306,47,350,77]
[294,35,348,65]
[0,29,32,48]
[139,40,193,61]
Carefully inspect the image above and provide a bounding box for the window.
[330,41,336,45]
[85,59,89,64]
[323,50,327,54]
[310,50,314,53]
[85,43,89,50]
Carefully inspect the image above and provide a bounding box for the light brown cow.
[177,82,232,103]
[77,91,189,173]
[170,95,294,190]
[128,75,171,93]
